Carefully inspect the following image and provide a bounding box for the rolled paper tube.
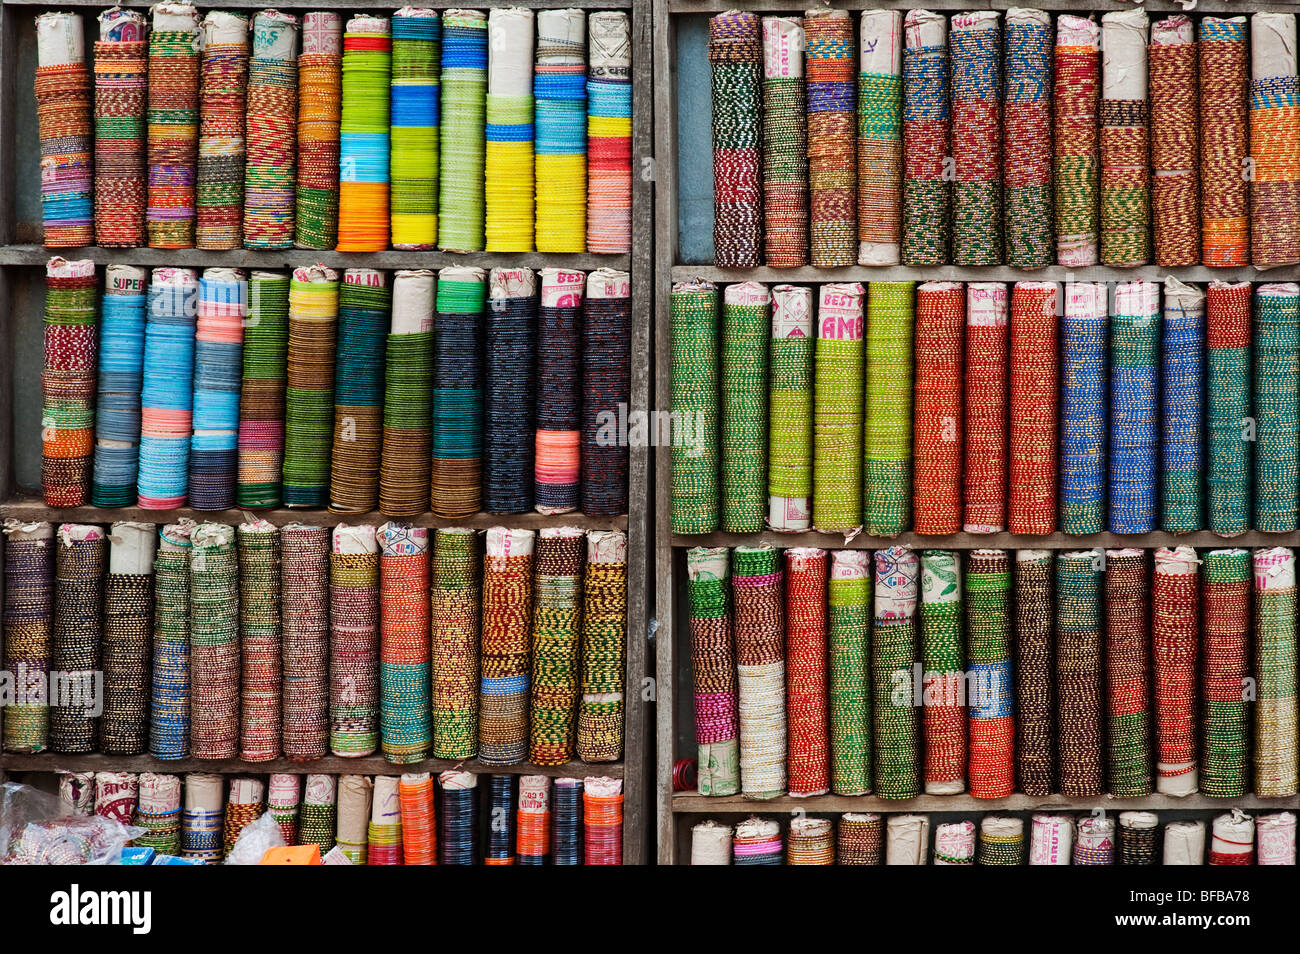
[885,814,929,865]
[3,521,55,754]
[295,12,343,250]
[967,549,1013,799]
[787,816,834,865]
[533,9,587,253]
[670,281,719,534]
[51,525,104,755]
[933,820,975,865]
[379,522,432,764]
[243,11,300,250]
[585,11,632,254]
[1108,281,1160,533]
[912,281,963,534]
[1201,548,1250,798]
[1154,549,1203,796]
[1209,809,1255,865]
[687,547,738,795]
[194,10,250,251]
[1254,283,1300,531]
[805,8,857,267]
[378,268,433,517]
[812,282,865,533]
[336,774,374,864]
[1206,281,1252,535]
[1059,282,1108,534]
[1007,281,1058,535]
[1099,9,1150,266]
[484,267,537,514]
[94,771,138,825]
[709,11,762,268]
[479,527,534,765]
[93,9,148,248]
[1254,546,1299,797]
[963,282,1008,533]
[146,4,202,249]
[1199,17,1249,267]
[42,257,98,508]
[762,17,808,267]
[977,815,1024,865]
[1056,549,1103,796]
[1003,8,1052,268]
[1015,549,1054,796]
[920,549,964,795]
[691,820,733,865]
[1164,820,1205,865]
[1029,813,1073,866]
[329,268,391,514]
[1073,815,1115,865]
[150,520,194,760]
[59,771,95,815]
[483,7,534,252]
[1119,811,1160,865]
[857,9,903,266]
[1105,548,1151,797]
[534,268,582,515]
[838,812,882,865]
[181,772,224,863]
[863,281,915,537]
[1054,16,1100,266]
[578,530,627,763]
[873,545,919,800]
[785,548,829,797]
[1149,17,1199,266]
[767,285,814,532]
[329,523,380,758]
[829,549,871,795]
[1161,278,1205,532]
[100,522,156,755]
[720,282,771,534]
[526,527,583,766]
[902,9,950,266]
[733,545,787,799]
[1257,812,1297,866]
[431,528,480,759]
[1251,13,1300,268]
[950,10,1002,266]
[336,16,392,253]
[391,8,443,251]
[733,816,782,866]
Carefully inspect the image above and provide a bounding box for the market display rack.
[0,0,654,864]
[652,0,1300,863]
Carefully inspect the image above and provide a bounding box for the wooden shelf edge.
[671,792,1291,813]
[671,529,1296,550]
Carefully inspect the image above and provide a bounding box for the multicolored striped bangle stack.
[1099,10,1150,267]
[1008,282,1058,535]
[50,525,104,754]
[1251,13,1300,268]
[911,281,962,534]
[336,16,392,253]
[431,528,479,759]
[438,9,488,252]
[134,773,183,855]
[379,268,434,517]
[920,549,963,795]
[857,10,902,266]
[1255,283,1300,531]
[720,282,770,533]
[190,523,239,760]
[767,285,813,532]
[805,9,856,267]
[35,13,93,248]
[145,5,201,248]
[785,548,829,797]
[1004,9,1051,267]
[483,7,534,252]
[267,774,300,846]
[484,268,536,514]
[1161,279,1205,532]
[194,10,248,251]
[950,11,1001,266]
[733,545,785,799]
[813,282,865,533]
[102,524,152,755]
[42,258,97,508]
[479,527,534,765]
[670,281,719,534]
[688,547,739,796]
[864,282,914,537]
[280,523,329,761]
[283,265,339,507]
[1056,550,1103,797]
[873,545,918,800]
[189,268,246,511]
[829,549,870,795]
[378,523,431,764]
[1154,546,1199,796]
[761,17,807,267]
[528,528,584,766]
[1059,282,1108,534]
[137,269,197,508]
[1149,17,1199,266]
[390,8,442,251]
[1105,549,1150,797]
[92,9,148,248]
[967,549,1013,799]
[243,11,300,250]
[787,817,834,865]
[709,11,762,268]
[732,816,781,865]
[223,778,264,858]
[582,268,632,516]
[2,522,54,754]
[1054,16,1100,266]
[578,530,627,762]
[432,266,486,518]
[150,522,192,760]
[237,520,280,762]
[837,812,882,865]
[586,11,632,254]
[92,266,147,508]
[329,524,379,757]
[295,12,343,250]
[1200,17,1249,267]
[1202,548,1250,798]
[1074,816,1115,865]
[236,271,289,509]
[902,10,949,266]
[534,9,587,252]
[1109,281,1160,533]
[963,282,1008,534]
[1254,547,1299,798]
[1014,550,1054,795]
[329,269,390,514]
[1206,281,1252,536]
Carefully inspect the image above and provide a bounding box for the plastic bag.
[224,811,286,865]
[0,781,142,865]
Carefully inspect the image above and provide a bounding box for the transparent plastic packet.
[0,781,143,865]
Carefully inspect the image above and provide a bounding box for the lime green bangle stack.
[864,281,915,536]
[813,283,865,532]
[720,282,770,533]
[671,281,720,534]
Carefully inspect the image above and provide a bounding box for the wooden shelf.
[672,791,1289,813]
[671,529,1294,551]
[1,497,628,533]
[671,264,1277,284]
[1,752,621,779]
